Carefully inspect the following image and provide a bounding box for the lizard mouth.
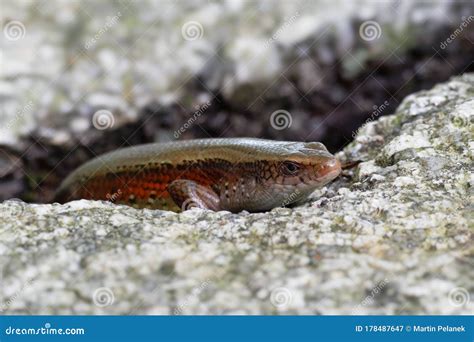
[316,158,341,183]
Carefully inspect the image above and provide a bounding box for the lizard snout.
[316,158,341,182]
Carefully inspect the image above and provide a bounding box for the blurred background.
[1,0,473,203]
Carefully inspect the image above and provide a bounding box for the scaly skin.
[55,138,341,212]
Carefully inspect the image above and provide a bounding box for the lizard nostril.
[317,158,341,179]
[325,159,338,168]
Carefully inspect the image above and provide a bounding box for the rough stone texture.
[0,74,473,315]
[2,0,473,148]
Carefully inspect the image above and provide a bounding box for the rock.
[0,75,473,314]
[1,1,473,149]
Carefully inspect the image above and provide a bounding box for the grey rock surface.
[0,74,473,314]
[1,0,472,147]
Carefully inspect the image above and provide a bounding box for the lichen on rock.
[0,75,473,314]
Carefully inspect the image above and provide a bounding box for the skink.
[55,138,341,212]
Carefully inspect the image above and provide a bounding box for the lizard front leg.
[167,179,221,211]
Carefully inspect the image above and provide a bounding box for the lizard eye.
[281,161,301,175]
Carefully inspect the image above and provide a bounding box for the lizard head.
[275,141,341,187]
[250,141,341,210]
